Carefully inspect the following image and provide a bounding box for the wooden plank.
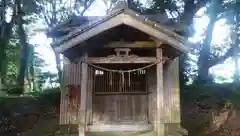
[60,63,82,125]
[59,89,64,124]
[156,48,164,136]
[87,57,168,64]
[163,58,181,123]
[79,53,88,136]
[92,95,148,124]
[87,67,93,125]
[103,41,157,48]
[87,124,153,132]
[93,92,150,95]
[146,67,156,125]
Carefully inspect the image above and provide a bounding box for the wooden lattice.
[91,64,148,95]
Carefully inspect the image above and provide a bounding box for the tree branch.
[80,0,95,16]
[209,47,235,68]
[181,0,209,25]
[42,13,51,27]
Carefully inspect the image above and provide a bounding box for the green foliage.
[6,87,24,95]
[27,87,60,97]
[0,88,60,135]
[145,0,180,14]
[181,83,240,135]
[182,83,240,105]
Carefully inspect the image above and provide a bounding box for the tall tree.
[196,0,240,83]
[232,1,240,84]
[27,45,37,92]
[197,1,219,83]
[0,0,14,88]
[15,0,30,93]
[38,0,95,84]
[144,0,239,84]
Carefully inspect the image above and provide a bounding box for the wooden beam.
[63,56,71,64]
[156,48,164,136]
[87,57,169,64]
[103,41,158,48]
[87,124,153,132]
[79,53,88,136]
[93,92,150,95]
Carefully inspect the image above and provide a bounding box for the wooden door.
[90,64,149,124]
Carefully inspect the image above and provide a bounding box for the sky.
[29,0,106,74]
[29,0,237,83]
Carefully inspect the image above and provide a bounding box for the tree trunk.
[54,51,62,83]
[0,0,14,87]
[197,4,218,83]
[0,22,13,86]
[26,67,31,92]
[28,45,37,92]
[17,24,29,93]
[234,10,240,84]
[233,50,239,83]
[52,38,62,83]
[16,0,29,94]
[29,58,37,92]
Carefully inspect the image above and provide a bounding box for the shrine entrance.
[87,48,155,125]
[90,64,149,124]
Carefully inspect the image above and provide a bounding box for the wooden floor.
[55,124,155,136]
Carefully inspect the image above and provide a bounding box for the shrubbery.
[0,88,61,135]
[181,83,240,136]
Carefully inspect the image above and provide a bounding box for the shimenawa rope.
[82,58,168,87]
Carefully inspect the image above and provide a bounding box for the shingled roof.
[49,7,188,53]
[48,12,185,37]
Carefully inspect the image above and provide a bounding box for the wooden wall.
[60,63,82,125]
[147,57,181,133]
[147,67,157,126]
[163,58,181,123]
[92,95,148,124]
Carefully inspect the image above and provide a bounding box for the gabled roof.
[51,8,189,53]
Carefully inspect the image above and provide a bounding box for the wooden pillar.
[79,53,88,136]
[156,48,164,136]
[87,66,93,125]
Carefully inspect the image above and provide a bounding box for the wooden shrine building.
[49,1,189,136]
